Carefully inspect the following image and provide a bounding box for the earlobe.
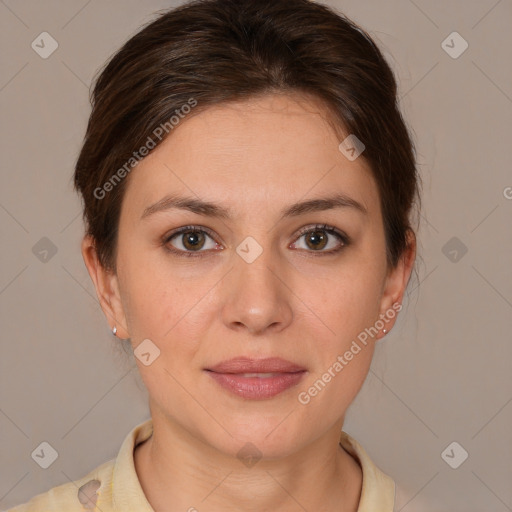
[377,230,416,340]
[80,235,130,339]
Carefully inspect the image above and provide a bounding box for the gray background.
[1,0,511,510]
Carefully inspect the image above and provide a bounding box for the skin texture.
[82,92,416,511]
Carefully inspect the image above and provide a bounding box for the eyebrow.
[140,192,368,221]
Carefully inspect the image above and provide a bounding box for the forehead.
[121,93,380,222]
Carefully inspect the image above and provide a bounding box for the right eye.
[163,225,223,257]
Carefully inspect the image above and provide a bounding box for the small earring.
[112,326,117,337]
[382,329,388,335]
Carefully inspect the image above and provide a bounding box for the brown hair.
[74,0,420,272]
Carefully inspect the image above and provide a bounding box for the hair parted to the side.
[73,0,421,273]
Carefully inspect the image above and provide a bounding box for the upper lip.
[206,357,306,374]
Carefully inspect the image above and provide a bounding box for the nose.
[220,246,293,336]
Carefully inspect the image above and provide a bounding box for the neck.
[134,408,362,511]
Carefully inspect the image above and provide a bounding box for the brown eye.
[304,229,328,251]
[180,230,206,251]
[291,224,349,255]
[163,225,220,257]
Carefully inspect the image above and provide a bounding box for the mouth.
[204,357,307,400]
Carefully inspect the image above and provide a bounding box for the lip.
[205,357,307,400]
[206,357,306,374]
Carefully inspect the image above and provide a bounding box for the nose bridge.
[221,236,293,334]
[235,238,278,288]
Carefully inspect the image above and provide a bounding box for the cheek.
[308,264,383,350]
[118,241,178,331]
[118,248,211,367]
[295,273,380,421]
[295,255,384,405]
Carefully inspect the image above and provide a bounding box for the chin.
[203,414,307,460]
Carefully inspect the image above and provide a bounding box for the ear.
[376,229,416,340]
[81,235,130,339]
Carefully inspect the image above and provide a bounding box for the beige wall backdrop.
[1,1,511,510]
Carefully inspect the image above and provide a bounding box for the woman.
[10,0,419,510]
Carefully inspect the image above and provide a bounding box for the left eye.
[291,225,348,253]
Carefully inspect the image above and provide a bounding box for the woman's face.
[85,93,414,458]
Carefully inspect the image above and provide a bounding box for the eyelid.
[294,223,349,242]
[163,224,219,243]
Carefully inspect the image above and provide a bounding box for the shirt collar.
[112,418,154,511]
[339,430,395,511]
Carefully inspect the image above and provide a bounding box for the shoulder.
[7,459,115,512]
[7,419,154,512]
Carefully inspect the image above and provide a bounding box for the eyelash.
[162,223,350,258]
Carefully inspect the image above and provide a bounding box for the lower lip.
[206,371,306,399]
